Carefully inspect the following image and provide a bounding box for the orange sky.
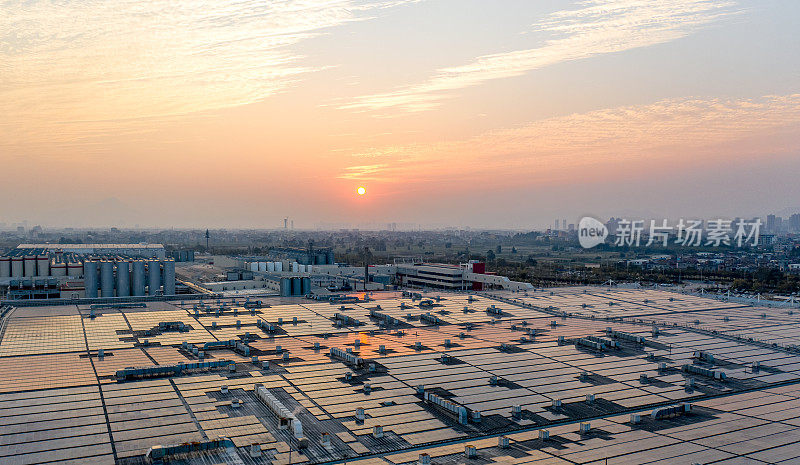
[1,0,799,228]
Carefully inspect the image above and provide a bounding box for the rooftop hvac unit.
[683,364,726,380]
[424,391,468,425]
[693,351,715,363]
[334,313,363,326]
[254,385,304,440]
[606,329,645,344]
[586,335,618,348]
[330,347,364,366]
[575,338,604,351]
[464,445,477,458]
[651,403,691,420]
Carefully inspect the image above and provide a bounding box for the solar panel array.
[0,288,799,464]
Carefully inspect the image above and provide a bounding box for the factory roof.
[17,243,165,249]
[0,288,799,464]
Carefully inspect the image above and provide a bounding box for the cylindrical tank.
[24,256,36,277]
[258,262,266,272]
[316,253,325,265]
[132,260,146,296]
[11,257,23,277]
[36,255,50,277]
[67,261,82,277]
[292,262,299,273]
[291,277,301,296]
[83,260,98,298]
[267,262,275,272]
[249,262,258,272]
[306,265,313,274]
[0,257,10,278]
[162,259,176,295]
[50,260,66,277]
[100,260,115,297]
[148,260,161,295]
[275,262,283,272]
[280,278,291,296]
[188,251,195,261]
[326,251,335,265]
[116,261,130,297]
[301,277,310,295]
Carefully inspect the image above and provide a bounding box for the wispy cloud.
[0,0,417,149]
[342,0,742,112]
[340,94,800,182]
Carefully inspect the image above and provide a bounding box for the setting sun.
[357,186,366,195]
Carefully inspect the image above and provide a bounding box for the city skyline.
[2,0,799,228]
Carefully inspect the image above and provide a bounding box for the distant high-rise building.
[766,214,779,233]
[554,219,559,230]
[789,214,800,233]
[606,217,620,235]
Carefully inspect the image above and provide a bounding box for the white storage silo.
[36,255,50,277]
[100,260,115,297]
[306,265,312,274]
[292,262,299,273]
[275,262,283,272]
[116,261,130,297]
[267,262,275,272]
[83,260,98,298]
[11,257,23,277]
[258,262,267,272]
[148,260,161,295]
[67,261,82,277]
[132,260,146,296]
[162,259,176,295]
[23,256,36,277]
[249,262,258,272]
[0,257,10,278]
[50,260,67,277]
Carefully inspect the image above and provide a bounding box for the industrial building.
[2,287,800,464]
[267,246,335,266]
[0,244,177,299]
[216,259,530,297]
[16,243,166,259]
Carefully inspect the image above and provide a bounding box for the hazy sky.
[1,0,798,229]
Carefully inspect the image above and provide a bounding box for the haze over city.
[2,0,799,228]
